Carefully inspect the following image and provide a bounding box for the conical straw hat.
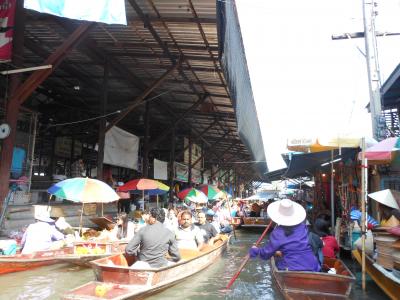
[368,189,400,210]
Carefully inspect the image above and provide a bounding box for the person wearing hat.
[249,199,320,272]
[21,211,65,254]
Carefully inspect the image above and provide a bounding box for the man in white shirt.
[175,211,204,250]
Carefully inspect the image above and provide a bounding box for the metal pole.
[361,137,367,291]
[27,113,38,192]
[331,150,335,234]
[362,0,383,140]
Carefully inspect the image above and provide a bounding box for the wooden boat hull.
[352,249,400,300]
[63,235,230,299]
[241,217,271,230]
[0,247,73,275]
[57,242,128,267]
[271,256,355,299]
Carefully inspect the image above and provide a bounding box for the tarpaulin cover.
[284,149,357,178]
[24,0,127,25]
[104,126,139,170]
[217,0,267,175]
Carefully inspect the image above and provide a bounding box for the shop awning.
[382,63,400,109]
[284,149,357,178]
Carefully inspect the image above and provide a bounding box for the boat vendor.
[110,212,135,241]
[125,208,180,268]
[21,211,65,254]
[249,199,321,272]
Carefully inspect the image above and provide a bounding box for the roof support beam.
[175,119,217,159]
[147,93,209,151]
[12,22,95,105]
[105,61,181,132]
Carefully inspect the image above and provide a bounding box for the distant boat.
[62,235,230,299]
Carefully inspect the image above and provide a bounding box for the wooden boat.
[230,217,242,229]
[57,241,128,267]
[0,247,73,275]
[271,256,355,299]
[352,248,400,300]
[62,235,230,299]
[241,216,270,229]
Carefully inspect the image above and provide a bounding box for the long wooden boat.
[241,217,270,229]
[352,248,400,300]
[271,256,355,299]
[0,247,73,275]
[57,241,128,267]
[62,235,230,299]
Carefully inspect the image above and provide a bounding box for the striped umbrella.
[118,178,169,196]
[48,177,119,203]
[198,185,220,200]
[177,188,208,204]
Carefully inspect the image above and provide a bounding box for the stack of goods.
[393,240,400,279]
[375,235,399,270]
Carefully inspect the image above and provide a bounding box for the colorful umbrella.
[118,178,169,196]
[359,137,400,164]
[215,190,232,200]
[198,185,220,200]
[47,177,119,203]
[177,188,208,204]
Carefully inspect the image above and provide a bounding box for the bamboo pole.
[226,196,237,240]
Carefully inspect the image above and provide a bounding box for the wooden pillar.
[49,128,57,177]
[142,101,150,178]
[97,58,108,181]
[69,131,76,174]
[169,126,176,202]
[0,0,25,208]
[188,131,192,185]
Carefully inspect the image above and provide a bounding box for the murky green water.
[0,230,389,299]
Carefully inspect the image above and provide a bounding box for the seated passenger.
[314,218,339,259]
[249,199,320,272]
[21,212,65,254]
[111,212,134,241]
[125,208,180,268]
[195,212,218,244]
[175,211,204,250]
[164,208,179,232]
[206,210,221,234]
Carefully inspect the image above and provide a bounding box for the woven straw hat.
[267,199,306,226]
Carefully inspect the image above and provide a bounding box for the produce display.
[75,245,106,255]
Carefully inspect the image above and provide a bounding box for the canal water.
[0,230,389,299]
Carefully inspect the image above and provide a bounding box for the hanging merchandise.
[0,0,16,62]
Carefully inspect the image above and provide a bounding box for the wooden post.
[169,126,176,202]
[0,0,25,210]
[142,101,150,178]
[188,131,192,185]
[97,58,108,181]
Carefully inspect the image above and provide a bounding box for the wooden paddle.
[225,219,273,289]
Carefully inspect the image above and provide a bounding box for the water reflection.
[0,230,389,299]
